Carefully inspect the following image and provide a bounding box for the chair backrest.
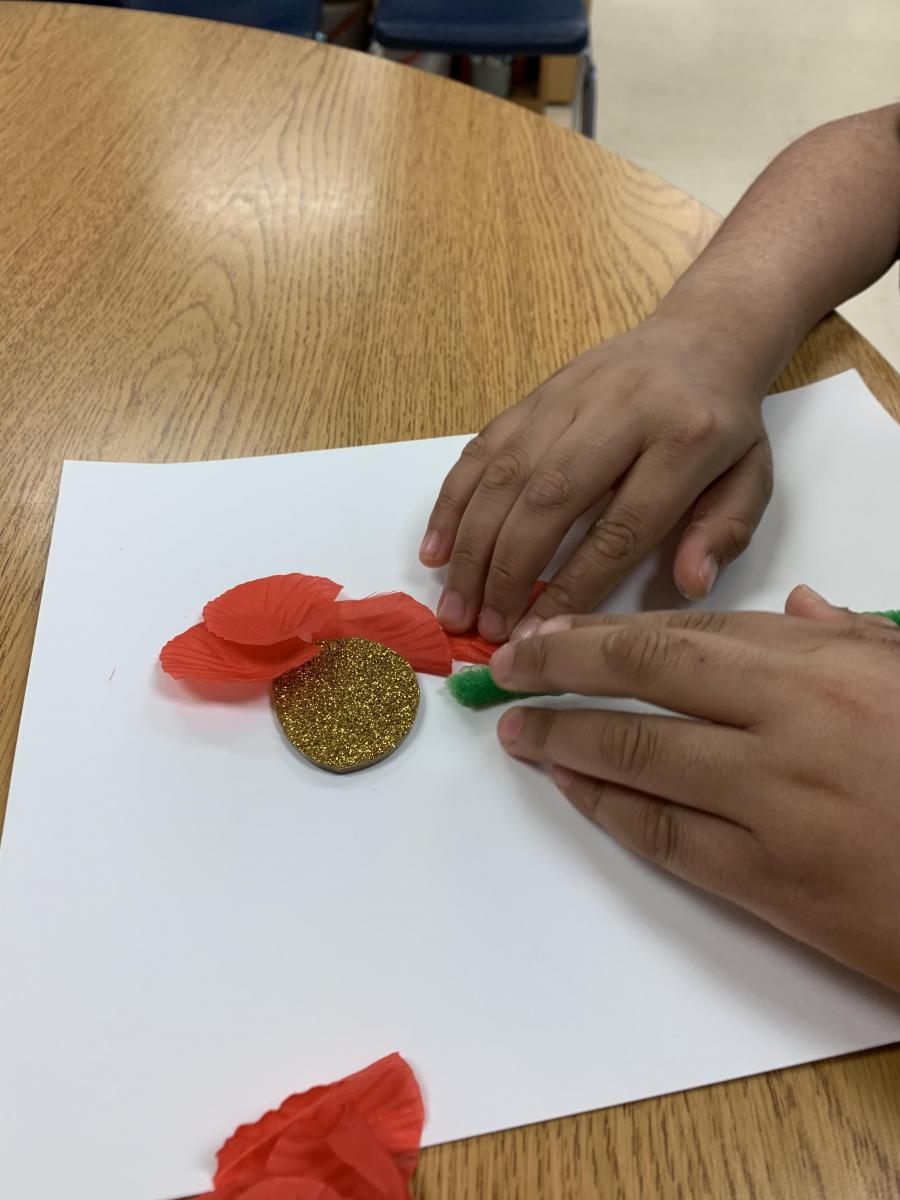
[372,0,589,56]
[120,0,321,38]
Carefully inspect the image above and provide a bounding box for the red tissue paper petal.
[319,595,452,677]
[447,580,548,664]
[445,630,494,665]
[265,1100,409,1200]
[242,1183,344,1200]
[160,623,319,683]
[204,575,343,646]
[199,1181,343,1200]
[214,1054,424,1194]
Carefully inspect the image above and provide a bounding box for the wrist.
[652,290,801,398]
[643,301,783,400]
[652,260,814,396]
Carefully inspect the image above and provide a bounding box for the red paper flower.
[197,1054,425,1200]
[160,573,547,683]
[161,574,452,681]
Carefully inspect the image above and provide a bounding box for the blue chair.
[121,0,322,39]
[371,0,597,137]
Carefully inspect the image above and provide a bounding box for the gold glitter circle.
[272,638,420,773]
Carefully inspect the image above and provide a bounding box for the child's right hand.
[490,588,900,994]
[420,314,773,642]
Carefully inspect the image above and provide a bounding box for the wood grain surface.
[1,4,899,1198]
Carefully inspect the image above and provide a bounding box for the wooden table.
[2,4,899,1197]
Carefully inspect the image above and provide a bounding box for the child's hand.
[490,586,900,992]
[420,315,771,642]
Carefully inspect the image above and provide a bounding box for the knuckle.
[757,446,775,502]
[524,632,553,680]
[668,407,722,451]
[524,707,553,754]
[640,803,680,868]
[448,539,485,575]
[460,433,493,466]
[525,466,575,513]
[679,610,731,636]
[717,512,756,561]
[602,627,670,687]
[481,446,531,495]
[486,552,520,595]
[579,778,610,824]
[536,576,583,615]
[596,717,658,779]
[431,487,464,520]
[585,509,644,566]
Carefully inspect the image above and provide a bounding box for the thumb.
[784,584,849,622]
[785,584,899,630]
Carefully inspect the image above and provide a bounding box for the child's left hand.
[490,585,900,992]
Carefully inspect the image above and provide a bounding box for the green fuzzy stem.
[873,610,900,626]
[445,665,535,709]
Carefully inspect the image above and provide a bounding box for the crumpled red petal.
[215,1055,424,1192]
[204,575,343,646]
[447,580,547,664]
[319,595,452,677]
[198,1181,343,1200]
[445,630,493,665]
[160,623,319,682]
[244,1183,345,1200]
[264,1100,409,1200]
[278,1057,423,1184]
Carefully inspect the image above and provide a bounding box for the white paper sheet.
[2,369,900,1200]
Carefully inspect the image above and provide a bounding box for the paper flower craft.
[197,1053,425,1200]
[160,572,513,771]
[160,574,458,682]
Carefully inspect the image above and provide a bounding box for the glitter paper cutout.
[196,1054,424,1200]
[273,640,420,772]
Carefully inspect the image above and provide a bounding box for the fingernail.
[497,707,525,746]
[419,530,442,562]
[551,765,575,790]
[537,616,573,636]
[437,589,466,628]
[699,555,719,595]
[796,584,842,614]
[490,641,515,685]
[478,606,507,642]
[798,584,827,604]
[512,615,542,642]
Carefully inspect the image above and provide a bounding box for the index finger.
[537,608,806,648]
[419,406,528,567]
[490,623,773,725]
